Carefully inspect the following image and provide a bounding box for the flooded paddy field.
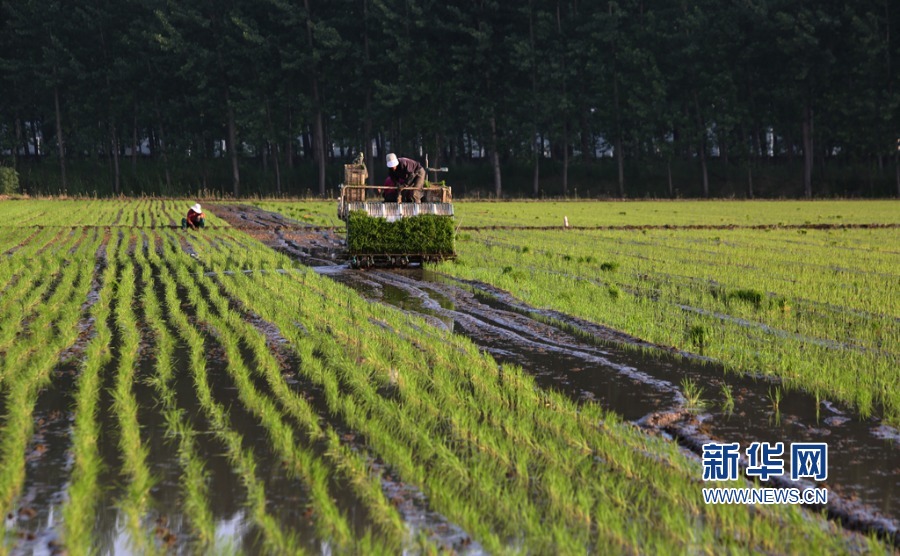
[0,199,897,554]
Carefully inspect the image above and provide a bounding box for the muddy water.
[326,266,899,529]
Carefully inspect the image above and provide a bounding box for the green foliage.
[0,167,19,194]
[688,325,709,349]
[728,288,765,309]
[599,261,619,272]
[680,378,707,412]
[347,211,455,255]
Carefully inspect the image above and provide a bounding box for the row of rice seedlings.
[0,249,74,355]
[152,245,303,555]
[185,236,525,549]
[61,233,120,554]
[0,228,100,516]
[188,230,886,553]
[0,227,37,254]
[444,228,900,423]
[1,226,67,262]
[136,237,217,548]
[0,235,89,387]
[159,232,397,553]
[180,231,409,549]
[0,200,229,230]
[447,200,900,228]
[109,242,158,554]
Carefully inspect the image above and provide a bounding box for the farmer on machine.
[181,203,205,230]
[386,153,426,203]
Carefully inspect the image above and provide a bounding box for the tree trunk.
[29,119,41,159]
[747,163,754,199]
[364,94,374,185]
[698,143,709,198]
[131,105,139,173]
[580,106,591,162]
[692,92,709,197]
[895,151,899,197]
[154,102,171,191]
[225,90,241,197]
[286,103,295,170]
[615,136,625,197]
[533,134,540,197]
[613,75,624,197]
[802,104,813,198]
[562,121,569,196]
[53,85,67,193]
[109,121,121,195]
[667,159,673,198]
[363,0,374,184]
[264,99,282,195]
[490,116,502,198]
[13,118,22,169]
[304,0,326,195]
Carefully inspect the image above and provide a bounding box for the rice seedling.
[680,378,707,412]
[720,384,735,415]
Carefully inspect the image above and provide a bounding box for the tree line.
[1,0,898,198]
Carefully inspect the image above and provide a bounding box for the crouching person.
[181,203,205,230]
[382,176,399,202]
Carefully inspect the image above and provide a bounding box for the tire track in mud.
[217,204,900,547]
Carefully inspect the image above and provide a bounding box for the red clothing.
[186,209,203,227]
[383,176,398,201]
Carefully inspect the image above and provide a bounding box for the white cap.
[191,203,202,213]
[386,153,399,168]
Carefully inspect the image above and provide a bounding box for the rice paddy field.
[0,198,897,554]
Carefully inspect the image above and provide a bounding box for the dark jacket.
[389,157,424,185]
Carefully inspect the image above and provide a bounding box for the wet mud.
[213,204,899,546]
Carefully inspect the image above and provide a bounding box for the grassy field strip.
[61,234,119,555]
[441,228,899,423]
[452,200,900,228]
[0,200,233,228]
[0,228,98,521]
[467,229,899,356]
[468,238,896,357]
[0,228,44,256]
[181,228,887,553]
[13,227,69,260]
[137,235,217,549]
[163,231,402,553]
[484,228,900,339]
[153,240,304,555]
[563,228,900,287]
[109,238,158,554]
[0,227,34,253]
[245,200,900,229]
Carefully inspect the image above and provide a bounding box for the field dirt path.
[211,203,900,546]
